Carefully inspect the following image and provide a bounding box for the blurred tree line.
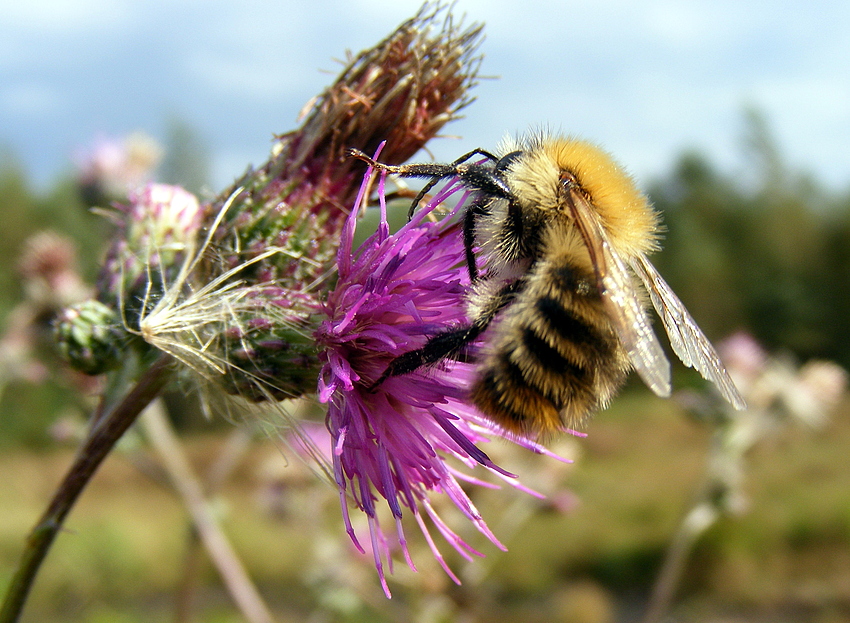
[0,112,848,445]
[649,110,850,367]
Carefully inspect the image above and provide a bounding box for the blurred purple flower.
[315,153,566,596]
[717,331,768,392]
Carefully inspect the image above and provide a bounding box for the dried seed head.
[203,3,484,292]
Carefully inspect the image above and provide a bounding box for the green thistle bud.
[217,292,323,401]
[54,299,125,375]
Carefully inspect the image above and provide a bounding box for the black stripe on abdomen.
[520,327,588,381]
[535,296,605,349]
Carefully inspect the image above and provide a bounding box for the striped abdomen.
[470,256,631,436]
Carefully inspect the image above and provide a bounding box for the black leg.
[405,148,500,219]
[367,325,482,390]
[369,279,522,389]
[463,206,479,283]
[348,149,460,179]
[346,148,500,219]
[462,196,492,283]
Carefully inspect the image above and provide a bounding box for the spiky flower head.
[182,3,483,401]
[315,159,567,596]
[56,183,203,374]
[96,183,204,326]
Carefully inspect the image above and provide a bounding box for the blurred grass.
[1,392,849,622]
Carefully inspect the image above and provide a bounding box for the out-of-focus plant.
[649,110,850,369]
[642,332,847,623]
[0,231,93,402]
[74,132,163,207]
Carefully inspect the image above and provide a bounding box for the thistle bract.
[97,183,203,329]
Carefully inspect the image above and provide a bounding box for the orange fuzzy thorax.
[505,136,662,258]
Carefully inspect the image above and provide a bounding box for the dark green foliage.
[0,154,107,305]
[649,112,850,368]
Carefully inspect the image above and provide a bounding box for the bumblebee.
[350,134,746,437]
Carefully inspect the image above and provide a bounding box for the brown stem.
[0,355,173,623]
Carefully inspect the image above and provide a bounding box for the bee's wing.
[566,190,672,397]
[629,254,747,410]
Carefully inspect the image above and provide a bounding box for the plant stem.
[642,502,719,623]
[141,401,275,623]
[0,355,173,623]
[171,428,253,622]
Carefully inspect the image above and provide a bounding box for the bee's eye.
[558,170,582,191]
[559,170,578,190]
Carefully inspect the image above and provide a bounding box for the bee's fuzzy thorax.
[506,135,662,258]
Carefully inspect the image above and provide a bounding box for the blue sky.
[2,0,849,193]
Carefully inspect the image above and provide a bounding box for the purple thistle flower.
[315,149,568,596]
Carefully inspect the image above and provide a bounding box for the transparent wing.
[630,253,747,410]
[566,190,672,397]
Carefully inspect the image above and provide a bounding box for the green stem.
[0,355,173,623]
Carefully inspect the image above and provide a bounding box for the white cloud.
[2,0,850,190]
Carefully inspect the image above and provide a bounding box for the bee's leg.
[405,149,500,219]
[368,280,522,390]
[367,325,482,390]
[463,205,478,282]
[348,148,458,179]
[462,196,491,283]
[347,148,501,218]
[452,148,501,164]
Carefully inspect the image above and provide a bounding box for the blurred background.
[1,1,849,622]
